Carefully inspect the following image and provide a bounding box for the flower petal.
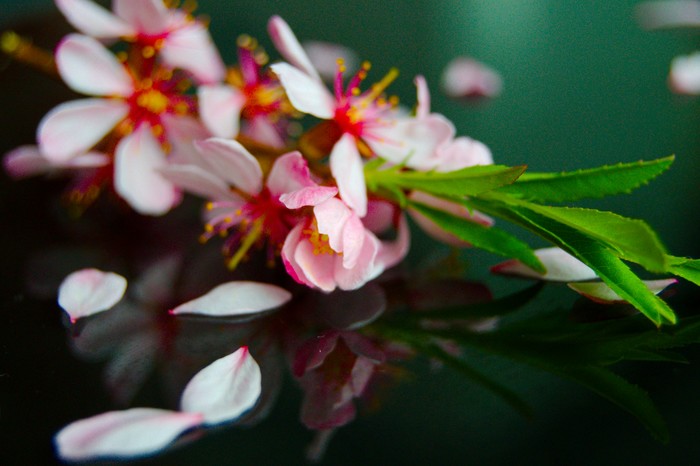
[441,57,503,99]
[491,247,598,282]
[376,213,411,270]
[314,197,352,253]
[195,138,263,195]
[180,347,262,424]
[414,75,431,118]
[161,23,226,84]
[302,40,359,83]
[334,233,381,290]
[3,145,53,178]
[279,186,338,210]
[114,125,181,215]
[635,1,700,29]
[197,84,245,138]
[669,52,700,94]
[58,268,127,322]
[38,98,129,163]
[54,408,203,461]
[159,163,243,203]
[435,136,493,172]
[114,0,170,35]
[56,34,133,97]
[267,151,315,194]
[568,279,677,304]
[55,0,135,39]
[171,281,291,316]
[330,134,367,217]
[270,62,335,119]
[268,16,321,81]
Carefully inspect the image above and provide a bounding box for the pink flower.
[441,57,503,100]
[54,0,225,83]
[37,33,208,214]
[281,197,409,292]
[268,16,454,217]
[161,139,338,269]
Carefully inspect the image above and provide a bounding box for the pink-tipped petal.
[198,84,245,138]
[58,269,127,322]
[54,408,203,461]
[245,116,286,149]
[330,134,367,217]
[376,214,411,270]
[267,151,315,194]
[38,98,129,163]
[195,138,263,195]
[339,213,366,269]
[159,163,243,202]
[171,281,291,316]
[161,23,226,84]
[56,34,133,97]
[3,145,52,178]
[414,75,431,118]
[568,279,678,304]
[113,0,169,35]
[294,236,338,292]
[435,136,493,172]
[180,347,262,424]
[270,63,335,119]
[492,247,598,282]
[670,52,700,94]
[279,186,338,209]
[55,0,135,38]
[114,125,181,215]
[441,57,503,99]
[334,233,381,290]
[314,197,352,253]
[268,16,321,81]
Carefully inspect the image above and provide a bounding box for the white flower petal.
[180,347,262,424]
[159,163,243,202]
[56,34,133,97]
[330,134,367,217]
[198,84,245,138]
[414,75,431,118]
[161,23,226,84]
[492,247,598,282]
[114,0,169,35]
[54,408,203,461]
[3,145,53,178]
[38,98,129,163]
[172,281,291,316]
[270,62,335,119]
[268,16,321,81]
[670,52,700,94]
[58,268,127,322]
[114,125,181,215]
[568,279,677,304]
[441,57,503,99]
[195,138,263,195]
[55,0,135,39]
[302,40,359,83]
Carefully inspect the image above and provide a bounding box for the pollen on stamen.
[142,46,156,59]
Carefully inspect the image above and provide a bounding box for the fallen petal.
[171,281,291,316]
[58,268,127,322]
[180,347,262,424]
[568,279,677,304]
[54,408,203,461]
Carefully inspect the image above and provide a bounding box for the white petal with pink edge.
[441,57,503,99]
[330,134,368,217]
[268,16,321,81]
[492,247,598,282]
[159,163,244,203]
[314,197,353,253]
[38,98,129,163]
[55,0,136,38]
[279,186,338,209]
[436,137,493,172]
[267,151,316,195]
[270,63,335,119]
[161,23,226,84]
[3,145,53,178]
[54,408,203,461]
[114,125,181,215]
[171,281,291,316]
[568,279,677,304]
[376,214,411,270]
[58,268,127,322]
[670,52,700,94]
[56,34,133,97]
[195,138,263,195]
[198,84,245,138]
[180,347,262,424]
[114,0,169,35]
[414,75,431,118]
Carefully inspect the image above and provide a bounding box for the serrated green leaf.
[485,194,668,273]
[666,255,700,286]
[466,197,676,326]
[365,164,526,198]
[498,156,674,203]
[408,200,544,273]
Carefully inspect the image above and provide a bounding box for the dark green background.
[1,1,700,465]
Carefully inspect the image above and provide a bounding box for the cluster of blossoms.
[4,0,497,295]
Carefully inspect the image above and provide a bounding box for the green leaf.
[365,164,526,198]
[467,197,676,326]
[666,256,700,286]
[489,196,668,273]
[408,200,544,273]
[498,156,674,203]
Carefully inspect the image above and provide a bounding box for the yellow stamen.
[142,46,156,58]
[137,89,169,114]
[227,219,264,270]
[362,67,399,104]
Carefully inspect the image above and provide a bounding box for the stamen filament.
[227,218,264,270]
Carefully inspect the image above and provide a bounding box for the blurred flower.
[441,56,503,100]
